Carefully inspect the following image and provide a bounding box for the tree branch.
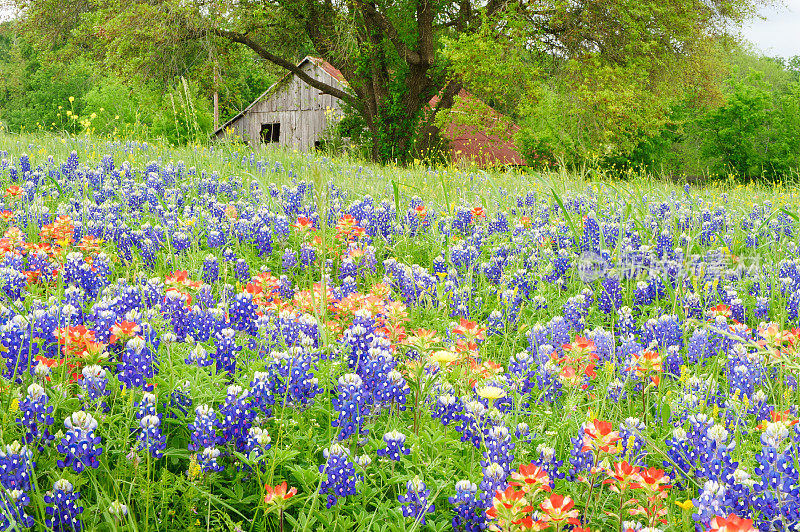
[207,27,358,107]
[353,0,422,64]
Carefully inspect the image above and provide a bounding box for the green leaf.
[550,188,579,251]
[391,179,401,223]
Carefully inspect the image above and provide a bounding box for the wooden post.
[213,63,219,130]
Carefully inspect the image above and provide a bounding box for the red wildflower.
[471,206,486,221]
[291,216,315,232]
[708,304,732,318]
[109,321,142,345]
[4,185,22,198]
[582,419,621,455]
[603,461,642,493]
[165,270,202,291]
[626,350,664,386]
[264,481,297,505]
[509,463,552,496]
[707,514,755,532]
[486,486,534,529]
[538,493,580,525]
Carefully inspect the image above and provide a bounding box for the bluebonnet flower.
[354,454,372,468]
[0,488,35,530]
[692,480,730,528]
[197,446,224,473]
[207,230,225,248]
[359,340,405,409]
[219,385,254,452]
[398,477,435,524]
[171,231,191,252]
[750,422,800,529]
[162,289,192,340]
[581,213,601,252]
[597,275,623,314]
[665,415,737,485]
[319,443,359,508]
[282,248,297,271]
[332,373,368,441]
[0,315,34,381]
[80,365,110,410]
[299,243,316,268]
[222,247,237,263]
[532,444,565,487]
[243,427,272,463]
[228,292,258,335]
[212,328,241,376]
[449,480,483,532]
[568,422,595,481]
[481,425,515,477]
[432,393,463,426]
[188,404,224,473]
[515,422,532,442]
[186,343,215,369]
[117,332,159,390]
[44,479,83,532]
[266,350,322,406]
[17,382,55,450]
[340,310,377,371]
[0,266,27,300]
[755,296,770,319]
[479,462,508,510]
[377,430,410,461]
[619,417,647,465]
[249,371,275,417]
[188,404,221,451]
[57,411,103,473]
[162,380,193,421]
[202,255,219,284]
[0,441,35,492]
[234,259,250,282]
[456,399,489,449]
[135,392,166,459]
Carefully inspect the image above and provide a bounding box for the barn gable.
[213,57,345,149]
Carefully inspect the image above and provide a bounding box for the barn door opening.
[260,123,281,144]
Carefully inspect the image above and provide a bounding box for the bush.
[700,71,800,179]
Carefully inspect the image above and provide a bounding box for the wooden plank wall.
[216,61,344,150]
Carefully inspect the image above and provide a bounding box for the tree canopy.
[13,0,768,163]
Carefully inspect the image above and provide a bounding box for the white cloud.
[740,1,800,58]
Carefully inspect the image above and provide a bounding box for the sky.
[740,1,800,58]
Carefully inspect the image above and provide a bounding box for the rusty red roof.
[310,57,347,84]
[428,89,526,166]
[313,59,526,166]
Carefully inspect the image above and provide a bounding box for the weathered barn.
[213,56,526,166]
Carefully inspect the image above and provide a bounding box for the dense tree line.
[0,21,276,144]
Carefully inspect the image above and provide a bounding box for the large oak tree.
[14,0,765,162]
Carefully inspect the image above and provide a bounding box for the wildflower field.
[1,134,799,532]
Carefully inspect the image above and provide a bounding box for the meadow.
[0,132,798,532]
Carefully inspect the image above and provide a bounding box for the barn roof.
[212,56,344,136]
[430,89,526,166]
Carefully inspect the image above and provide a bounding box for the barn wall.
[217,61,344,150]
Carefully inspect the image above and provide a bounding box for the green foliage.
[81,76,156,137]
[0,20,273,144]
[150,78,214,145]
[0,55,95,134]
[700,71,800,179]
